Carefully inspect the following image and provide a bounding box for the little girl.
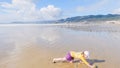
[53,51,95,68]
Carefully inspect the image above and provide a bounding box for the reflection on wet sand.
[0,24,120,68]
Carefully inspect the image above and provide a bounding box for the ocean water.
[0,24,120,68]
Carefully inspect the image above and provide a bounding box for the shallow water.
[0,24,120,68]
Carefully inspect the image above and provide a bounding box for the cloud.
[76,6,85,12]
[0,0,62,22]
[113,8,120,14]
[40,5,62,20]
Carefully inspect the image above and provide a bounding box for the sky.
[0,0,120,23]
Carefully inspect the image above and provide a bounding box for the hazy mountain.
[12,20,55,24]
[11,14,120,24]
[56,14,120,24]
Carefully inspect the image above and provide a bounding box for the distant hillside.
[11,14,120,24]
[56,14,120,23]
[12,21,55,24]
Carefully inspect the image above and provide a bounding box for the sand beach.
[0,24,120,68]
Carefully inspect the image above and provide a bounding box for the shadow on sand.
[59,59,105,64]
[87,59,105,65]
[72,59,105,65]
[53,59,105,68]
[72,59,105,68]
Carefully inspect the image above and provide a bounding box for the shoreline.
[0,23,120,26]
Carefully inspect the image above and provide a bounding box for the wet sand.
[0,24,120,68]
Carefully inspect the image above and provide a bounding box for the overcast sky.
[0,0,120,23]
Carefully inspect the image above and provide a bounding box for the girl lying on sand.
[53,51,97,68]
